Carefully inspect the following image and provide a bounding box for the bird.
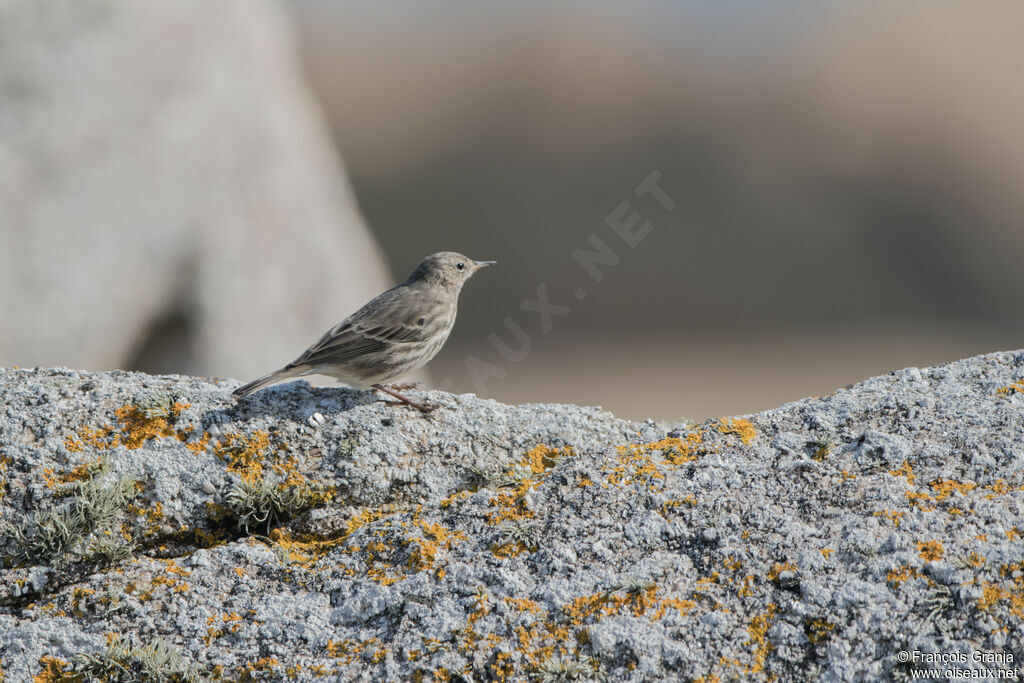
[233,251,495,411]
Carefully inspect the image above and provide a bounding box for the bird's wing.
[287,288,435,369]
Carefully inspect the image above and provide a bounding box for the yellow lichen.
[115,403,189,449]
[718,419,756,445]
[905,491,935,511]
[996,380,1024,397]
[917,540,944,562]
[888,462,915,485]
[483,445,572,525]
[204,612,243,645]
[767,562,796,584]
[806,618,835,645]
[886,565,925,588]
[238,657,280,678]
[606,431,707,491]
[215,431,274,483]
[65,402,212,459]
[32,656,69,683]
[491,541,528,558]
[524,445,570,475]
[486,479,537,525]
[504,598,543,614]
[745,604,777,674]
[406,519,465,572]
[930,479,976,502]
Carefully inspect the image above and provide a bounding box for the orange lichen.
[996,380,1024,397]
[268,528,350,567]
[806,618,835,645]
[819,548,834,559]
[652,596,697,620]
[114,403,188,449]
[491,541,528,558]
[888,462,915,485]
[718,419,756,444]
[745,604,777,674]
[524,445,570,475]
[886,565,925,588]
[185,431,212,455]
[238,657,281,678]
[347,509,386,536]
[917,540,944,562]
[44,458,106,490]
[204,612,244,645]
[32,656,69,683]
[930,479,976,502]
[215,431,274,483]
[561,584,692,627]
[407,519,465,572]
[65,401,209,458]
[483,445,574,525]
[441,490,471,508]
[613,431,706,479]
[504,598,543,614]
[976,564,1024,619]
[486,479,537,525]
[605,432,707,492]
[75,425,116,451]
[905,491,936,511]
[767,562,797,584]
[468,591,491,625]
[663,495,698,517]
[325,638,393,672]
[491,652,515,681]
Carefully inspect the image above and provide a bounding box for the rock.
[1,350,1024,680]
[0,0,393,380]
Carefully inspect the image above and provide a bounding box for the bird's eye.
[456,262,466,271]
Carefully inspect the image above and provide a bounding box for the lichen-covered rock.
[1,352,1023,681]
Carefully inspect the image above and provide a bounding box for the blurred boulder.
[0,0,394,380]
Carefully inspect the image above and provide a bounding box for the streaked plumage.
[233,252,494,410]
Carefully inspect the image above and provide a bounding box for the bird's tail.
[233,365,306,399]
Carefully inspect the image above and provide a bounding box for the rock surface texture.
[1,351,1023,681]
[0,0,393,379]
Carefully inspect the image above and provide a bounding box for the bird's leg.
[372,383,436,413]
[383,382,422,391]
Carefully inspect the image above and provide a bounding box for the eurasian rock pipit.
[233,252,494,411]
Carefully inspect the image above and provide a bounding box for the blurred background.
[2,0,1022,421]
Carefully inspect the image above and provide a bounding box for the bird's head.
[408,252,496,289]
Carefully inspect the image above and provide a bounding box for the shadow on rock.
[206,380,379,425]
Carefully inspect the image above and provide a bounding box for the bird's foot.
[383,382,422,391]
[372,384,436,413]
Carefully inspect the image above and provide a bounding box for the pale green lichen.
[1,474,137,565]
[71,635,202,682]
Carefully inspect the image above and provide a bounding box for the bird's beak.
[473,260,496,270]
